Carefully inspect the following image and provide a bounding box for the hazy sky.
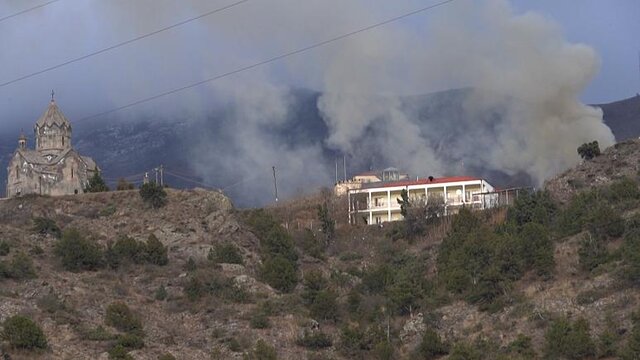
[0,0,638,132]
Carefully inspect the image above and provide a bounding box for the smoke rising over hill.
[0,0,617,205]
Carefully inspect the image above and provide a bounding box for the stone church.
[6,98,99,197]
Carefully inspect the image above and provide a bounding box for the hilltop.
[1,140,640,359]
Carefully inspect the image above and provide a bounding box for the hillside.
[2,140,640,359]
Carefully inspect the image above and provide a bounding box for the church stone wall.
[6,153,92,197]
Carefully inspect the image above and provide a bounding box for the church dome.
[35,100,72,129]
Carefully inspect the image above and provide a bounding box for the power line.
[164,169,217,189]
[0,0,61,23]
[0,0,250,88]
[72,0,457,123]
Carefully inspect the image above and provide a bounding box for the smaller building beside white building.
[347,174,496,225]
[334,167,409,196]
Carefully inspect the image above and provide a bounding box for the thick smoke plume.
[0,0,615,205]
[316,0,614,184]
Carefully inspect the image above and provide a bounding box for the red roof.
[361,176,482,189]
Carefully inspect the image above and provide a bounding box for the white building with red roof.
[347,172,495,225]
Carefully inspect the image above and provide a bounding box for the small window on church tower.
[62,136,64,146]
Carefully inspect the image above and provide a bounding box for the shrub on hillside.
[260,256,298,293]
[606,177,640,203]
[84,171,109,193]
[448,342,483,360]
[1,315,47,349]
[516,222,555,278]
[586,203,625,240]
[621,224,640,284]
[208,242,243,264]
[507,190,557,229]
[309,290,339,321]
[105,302,143,334]
[620,310,640,359]
[114,332,144,349]
[505,334,537,359]
[183,276,205,301]
[139,181,167,208]
[544,317,596,360]
[296,331,332,349]
[105,236,146,268]
[557,191,599,237]
[245,339,278,360]
[105,234,168,268]
[6,252,37,280]
[107,344,133,360]
[297,229,326,259]
[55,228,102,271]
[145,234,168,266]
[32,217,61,238]
[577,141,601,160]
[415,329,449,359]
[317,202,335,242]
[250,311,271,329]
[243,209,299,292]
[0,240,10,256]
[578,233,608,272]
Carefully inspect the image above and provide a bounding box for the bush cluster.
[438,205,555,312]
[245,339,278,360]
[1,315,48,350]
[183,273,249,303]
[208,242,243,264]
[105,234,168,269]
[84,171,109,193]
[0,251,37,280]
[415,329,449,359]
[302,271,339,321]
[139,181,167,208]
[54,228,103,271]
[32,217,62,238]
[544,317,595,359]
[105,302,143,334]
[243,209,299,292]
[0,240,10,256]
[296,331,332,349]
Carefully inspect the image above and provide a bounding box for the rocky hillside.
[1,140,640,359]
[546,138,640,204]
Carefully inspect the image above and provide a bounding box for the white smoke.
[316,0,614,184]
[0,0,616,204]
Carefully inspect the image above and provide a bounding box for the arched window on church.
[15,166,19,179]
[62,136,64,146]
[71,168,74,179]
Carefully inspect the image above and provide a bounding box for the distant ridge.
[595,94,640,141]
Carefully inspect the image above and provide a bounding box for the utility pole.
[335,159,338,184]
[343,155,347,181]
[272,166,278,202]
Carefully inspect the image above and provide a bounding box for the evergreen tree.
[85,170,109,193]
